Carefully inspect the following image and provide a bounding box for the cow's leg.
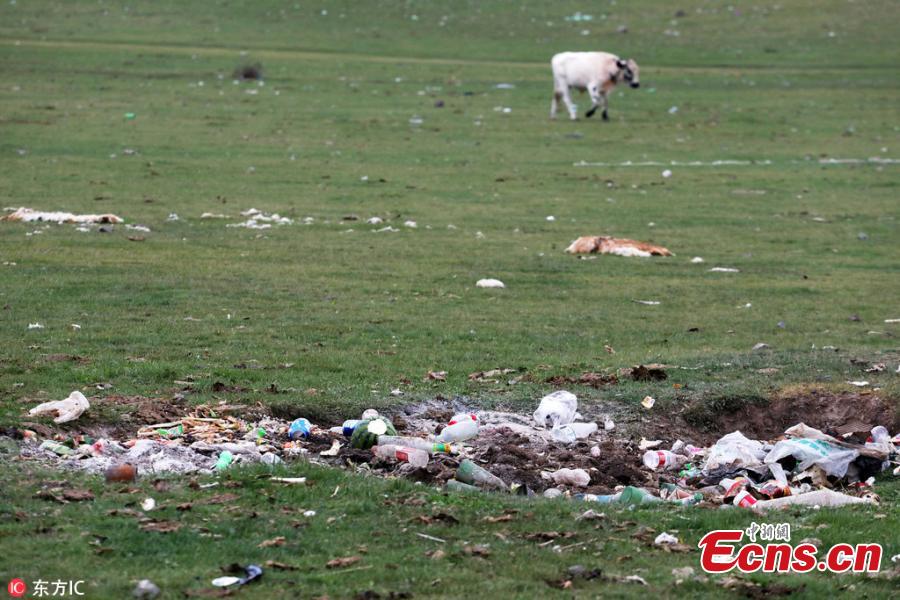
[585,84,602,118]
[560,87,578,120]
[601,91,610,121]
[550,89,561,119]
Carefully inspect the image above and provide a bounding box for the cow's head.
[616,58,640,88]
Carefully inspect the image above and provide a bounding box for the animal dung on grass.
[476,278,505,288]
[2,207,123,224]
[565,236,672,257]
[233,62,263,80]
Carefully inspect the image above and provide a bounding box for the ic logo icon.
[7,579,26,598]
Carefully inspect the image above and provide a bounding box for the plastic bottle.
[341,420,361,437]
[371,445,428,468]
[377,436,453,454]
[287,418,311,440]
[446,479,480,493]
[39,440,73,456]
[457,459,507,490]
[642,450,682,470]
[617,486,661,505]
[448,413,477,425]
[215,450,234,471]
[437,419,478,443]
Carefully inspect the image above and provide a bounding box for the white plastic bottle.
[438,419,478,443]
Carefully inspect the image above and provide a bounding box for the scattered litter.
[566,236,672,257]
[366,217,383,225]
[534,391,578,427]
[126,224,151,233]
[28,391,89,423]
[404,220,417,228]
[211,565,262,588]
[634,300,661,306]
[654,532,679,545]
[28,323,44,329]
[662,169,673,178]
[141,498,156,511]
[641,396,656,409]
[848,381,870,387]
[495,83,515,89]
[752,343,770,351]
[476,278,505,288]
[709,267,739,273]
[270,477,307,485]
[546,215,556,222]
[2,207,123,224]
[200,212,228,219]
[166,213,179,221]
[546,468,591,487]
[227,209,293,229]
[132,580,160,599]
[668,106,678,115]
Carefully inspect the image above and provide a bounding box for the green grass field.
[1,1,898,597]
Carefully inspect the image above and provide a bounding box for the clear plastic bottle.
[371,445,428,468]
[642,450,682,470]
[377,435,452,454]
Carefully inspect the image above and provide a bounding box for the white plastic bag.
[28,391,89,423]
[703,431,767,471]
[546,468,591,487]
[764,438,858,478]
[533,390,577,428]
[754,489,876,511]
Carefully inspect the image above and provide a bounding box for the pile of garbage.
[9,389,899,511]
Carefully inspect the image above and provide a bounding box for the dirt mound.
[684,386,900,442]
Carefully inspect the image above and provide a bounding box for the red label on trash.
[8,579,26,598]
[396,449,410,462]
[734,490,758,508]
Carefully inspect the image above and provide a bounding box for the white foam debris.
[403,220,418,228]
[227,210,293,229]
[691,256,705,263]
[28,322,44,329]
[167,213,180,221]
[366,217,383,225]
[125,224,151,233]
[476,278,505,288]
[709,267,739,273]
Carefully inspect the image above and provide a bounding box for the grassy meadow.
[0,1,898,597]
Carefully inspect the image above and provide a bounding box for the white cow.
[550,52,640,121]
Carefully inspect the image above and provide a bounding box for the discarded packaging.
[548,468,591,487]
[752,490,877,511]
[211,565,262,588]
[372,445,429,468]
[214,451,234,471]
[445,479,480,493]
[2,207,123,224]
[641,395,656,410]
[704,431,767,471]
[287,418,311,440]
[643,450,683,471]
[476,278,505,288]
[28,391,90,424]
[565,236,672,257]
[534,390,578,427]
[132,580,160,599]
[377,436,453,454]
[457,459,508,491]
[437,418,478,443]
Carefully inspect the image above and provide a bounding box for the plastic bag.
[764,438,858,478]
[703,431,767,471]
[28,391,90,423]
[533,390,577,428]
[754,489,876,511]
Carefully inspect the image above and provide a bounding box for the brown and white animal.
[550,52,640,121]
[566,236,671,257]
